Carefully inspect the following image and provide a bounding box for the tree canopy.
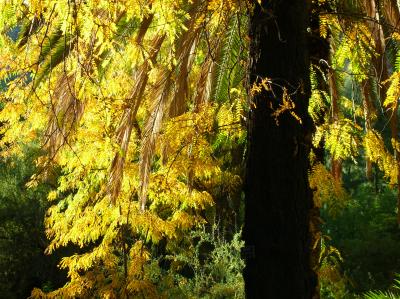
[2,0,400,298]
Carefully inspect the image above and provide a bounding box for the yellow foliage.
[364,130,398,185]
[319,15,329,38]
[392,32,400,41]
[1,0,248,297]
[383,71,400,109]
[330,19,375,81]
[271,87,302,125]
[309,163,347,213]
[317,119,362,161]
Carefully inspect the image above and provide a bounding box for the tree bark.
[328,58,343,182]
[243,1,316,298]
[361,0,385,181]
[362,80,374,181]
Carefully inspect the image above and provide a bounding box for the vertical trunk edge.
[244,1,317,298]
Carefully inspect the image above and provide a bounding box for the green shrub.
[145,224,245,298]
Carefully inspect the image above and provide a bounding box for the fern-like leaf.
[212,14,244,103]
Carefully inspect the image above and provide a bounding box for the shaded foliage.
[0,144,67,298]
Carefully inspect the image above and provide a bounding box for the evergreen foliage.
[0,144,67,298]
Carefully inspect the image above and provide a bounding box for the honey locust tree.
[0,0,248,297]
[0,0,330,297]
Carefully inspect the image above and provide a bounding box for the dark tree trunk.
[243,1,316,298]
